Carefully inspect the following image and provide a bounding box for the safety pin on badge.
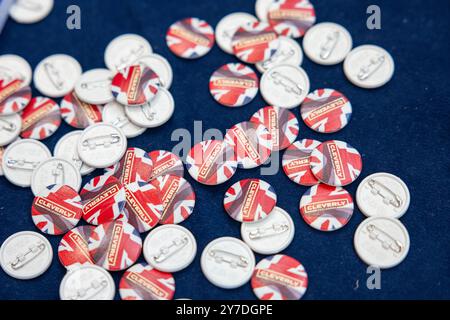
[52,162,65,185]
[116,45,145,70]
[358,55,385,81]
[69,278,109,300]
[0,118,17,132]
[248,223,289,240]
[262,48,295,69]
[43,62,65,90]
[15,0,43,11]
[82,133,121,150]
[6,158,41,171]
[80,78,112,91]
[320,30,340,60]
[366,224,403,253]
[270,71,303,96]
[9,241,46,270]
[208,249,249,269]
[368,178,403,208]
[153,236,189,263]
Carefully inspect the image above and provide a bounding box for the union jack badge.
[60,91,102,129]
[310,140,362,187]
[148,150,184,181]
[20,97,61,140]
[186,140,237,185]
[0,79,31,116]
[299,183,354,231]
[105,147,154,185]
[224,178,277,223]
[166,17,215,59]
[58,225,95,269]
[232,21,279,64]
[31,184,83,235]
[119,263,175,300]
[251,254,308,300]
[301,89,352,133]
[282,139,321,186]
[80,175,126,225]
[209,63,259,107]
[268,0,316,38]
[250,106,299,151]
[88,220,142,271]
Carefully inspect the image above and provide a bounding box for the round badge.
[154,175,195,224]
[80,174,126,225]
[267,0,316,38]
[20,97,61,140]
[241,206,295,255]
[215,12,258,54]
[0,54,32,87]
[58,225,95,269]
[0,113,21,147]
[88,220,142,271]
[354,216,410,269]
[310,140,363,187]
[9,0,53,24]
[102,101,146,138]
[166,17,215,59]
[148,150,184,181]
[135,54,173,89]
[118,181,163,233]
[224,178,277,223]
[256,36,303,73]
[301,89,352,133]
[255,0,275,21]
[112,64,160,106]
[232,21,279,64]
[251,254,308,300]
[186,140,237,185]
[143,225,197,273]
[201,237,255,289]
[224,121,273,169]
[209,63,259,107]
[282,139,321,186]
[60,91,102,129]
[0,231,53,280]
[356,172,411,219]
[299,183,354,231]
[0,79,31,116]
[104,147,153,185]
[75,68,114,105]
[250,106,299,151]
[119,263,175,300]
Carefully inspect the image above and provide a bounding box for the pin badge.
[301,89,352,133]
[251,254,308,300]
[61,91,102,129]
[20,97,61,140]
[144,224,197,273]
[0,113,21,147]
[224,178,277,223]
[215,12,258,54]
[148,150,184,181]
[119,263,175,300]
[104,147,153,185]
[0,78,31,116]
[186,139,237,185]
[88,220,142,271]
[255,0,273,21]
[282,139,320,186]
[256,36,303,73]
[102,101,146,138]
[310,140,363,187]
[0,54,32,87]
[356,172,410,219]
[166,17,215,59]
[267,0,316,38]
[135,54,173,89]
[75,68,114,105]
[354,216,410,269]
[9,0,53,24]
[58,225,95,269]
[80,174,126,225]
[0,231,52,280]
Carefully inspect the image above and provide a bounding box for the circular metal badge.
[356,172,410,219]
[0,54,32,87]
[0,79,31,116]
[75,69,114,105]
[0,113,22,147]
[267,0,316,38]
[135,54,173,89]
[282,139,321,186]
[256,36,303,73]
[20,97,61,140]
[102,101,146,138]
[144,224,197,273]
[60,91,102,129]
[104,147,153,185]
[215,12,258,54]
[241,206,295,255]
[148,150,184,181]
[255,0,273,21]
[58,225,95,269]
[9,0,54,24]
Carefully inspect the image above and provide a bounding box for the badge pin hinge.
[367,178,403,208]
[270,71,303,96]
[153,236,189,263]
[141,103,156,121]
[320,30,340,60]
[9,241,46,270]
[80,78,112,91]
[208,249,249,269]
[262,48,295,69]
[366,224,403,253]
[0,118,17,132]
[52,163,65,185]
[70,278,108,300]
[82,133,121,150]
[6,158,40,171]
[248,223,289,240]
[357,55,385,81]
[43,62,65,91]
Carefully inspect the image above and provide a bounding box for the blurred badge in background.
[0,0,15,34]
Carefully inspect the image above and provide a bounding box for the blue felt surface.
[0,0,449,300]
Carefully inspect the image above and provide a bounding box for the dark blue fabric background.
[0,0,449,300]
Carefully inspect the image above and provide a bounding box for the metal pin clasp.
[208,249,249,269]
[52,163,65,185]
[9,241,46,270]
[44,62,65,90]
[111,116,130,129]
[0,118,17,132]
[116,45,145,70]
[366,224,403,253]
[153,236,189,263]
[69,278,109,300]
[262,48,295,69]
[270,71,303,96]
[320,30,340,60]
[0,66,24,83]
[16,0,42,11]
[248,223,289,240]
[357,55,385,81]
[80,78,112,91]
[6,158,40,171]
[141,103,156,121]
[82,134,121,150]
[368,179,403,208]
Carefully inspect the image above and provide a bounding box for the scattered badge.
[282,139,321,186]
[0,78,31,116]
[148,150,184,181]
[58,225,95,269]
[20,97,61,140]
[105,147,153,185]
[267,0,316,38]
[60,91,102,129]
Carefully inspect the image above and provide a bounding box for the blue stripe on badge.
[0,0,15,34]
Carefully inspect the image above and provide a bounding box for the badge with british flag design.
[299,183,354,231]
[88,220,142,271]
[166,17,215,59]
[186,140,237,185]
[0,79,31,116]
[224,178,277,223]
[58,225,95,269]
[251,254,308,300]
[119,263,175,300]
[301,89,352,133]
[31,184,83,235]
[154,174,195,224]
[209,63,259,107]
[282,139,321,186]
[111,64,161,106]
[60,91,102,129]
[80,175,126,225]
[250,106,299,151]
[224,121,273,169]
[310,140,362,187]
[232,21,279,64]
[148,150,184,181]
[105,147,154,185]
[118,181,163,233]
[20,97,61,140]
[268,0,316,38]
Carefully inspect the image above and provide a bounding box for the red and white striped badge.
[148,150,184,181]
[60,91,102,129]
[58,225,95,269]
[105,147,154,185]
[282,139,321,186]
[268,0,316,38]
[0,79,31,115]
[20,97,61,140]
